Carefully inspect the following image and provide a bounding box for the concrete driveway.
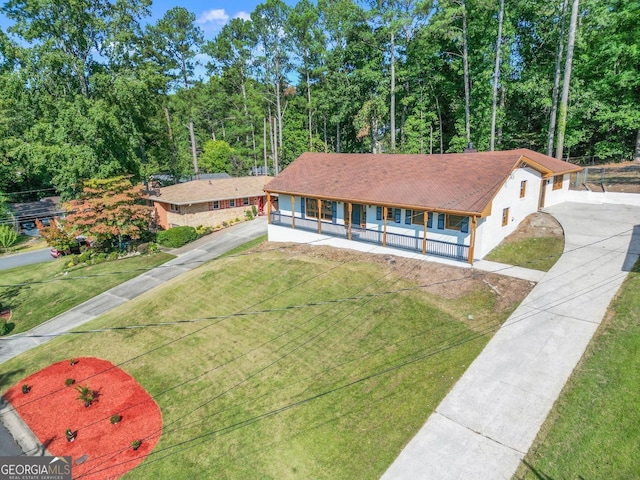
[382,202,640,479]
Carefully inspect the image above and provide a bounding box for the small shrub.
[148,242,159,253]
[131,439,141,450]
[75,384,94,407]
[107,251,119,262]
[22,384,30,394]
[235,217,240,223]
[65,378,75,387]
[69,358,77,366]
[251,205,257,216]
[94,253,108,264]
[0,320,10,336]
[77,251,92,264]
[110,414,121,424]
[156,226,198,248]
[245,210,254,221]
[222,221,228,228]
[215,225,222,230]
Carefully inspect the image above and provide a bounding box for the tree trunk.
[462,0,471,146]
[555,0,579,161]
[635,129,640,162]
[306,67,313,151]
[490,0,505,151]
[263,117,268,173]
[390,31,396,152]
[323,115,328,153]
[164,107,178,184]
[547,0,569,156]
[336,120,341,153]
[189,117,199,179]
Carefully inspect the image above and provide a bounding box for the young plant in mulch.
[110,414,121,425]
[65,429,76,442]
[75,384,95,407]
[131,439,141,451]
[69,358,77,366]
[21,384,30,394]
[65,378,75,387]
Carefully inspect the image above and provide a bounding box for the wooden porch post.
[317,198,322,234]
[422,211,428,254]
[348,202,352,240]
[291,195,296,229]
[383,206,388,247]
[266,192,271,223]
[468,215,477,264]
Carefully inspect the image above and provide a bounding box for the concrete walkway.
[0,217,267,365]
[382,202,640,480]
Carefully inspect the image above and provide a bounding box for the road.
[0,248,54,271]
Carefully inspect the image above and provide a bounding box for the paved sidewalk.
[0,218,267,365]
[382,202,640,479]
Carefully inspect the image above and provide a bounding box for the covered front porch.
[269,210,472,262]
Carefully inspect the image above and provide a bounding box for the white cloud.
[196,9,229,25]
[234,11,251,21]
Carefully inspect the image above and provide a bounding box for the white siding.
[474,167,542,259]
[544,174,571,207]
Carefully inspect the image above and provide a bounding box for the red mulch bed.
[3,357,162,480]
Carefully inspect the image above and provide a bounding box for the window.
[405,210,412,225]
[502,207,509,226]
[210,201,219,210]
[446,214,466,231]
[169,204,179,213]
[553,175,563,190]
[305,198,333,221]
[386,208,394,221]
[437,213,444,230]
[412,211,424,225]
[230,199,236,207]
[376,206,382,221]
[520,180,527,198]
[243,197,250,206]
[394,208,401,223]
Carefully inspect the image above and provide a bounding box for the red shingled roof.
[264,149,581,215]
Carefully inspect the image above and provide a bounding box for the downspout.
[348,202,352,240]
[317,198,322,234]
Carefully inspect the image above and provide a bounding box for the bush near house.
[156,226,198,248]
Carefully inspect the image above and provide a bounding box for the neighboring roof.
[150,176,273,205]
[11,196,63,221]
[264,149,582,216]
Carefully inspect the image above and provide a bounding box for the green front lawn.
[0,234,47,255]
[517,260,640,478]
[484,237,564,272]
[0,252,174,334]
[0,247,523,479]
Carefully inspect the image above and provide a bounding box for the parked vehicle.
[50,237,92,258]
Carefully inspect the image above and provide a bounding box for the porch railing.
[270,212,469,261]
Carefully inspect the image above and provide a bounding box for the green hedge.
[156,226,198,248]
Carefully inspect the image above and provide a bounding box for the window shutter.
[376,206,382,221]
[394,208,401,223]
[405,210,412,224]
[461,216,469,233]
[437,213,444,230]
[300,198,305,218]
[427,212,433,228]
[332,202,337,224]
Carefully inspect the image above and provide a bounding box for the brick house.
[149,176,273,230]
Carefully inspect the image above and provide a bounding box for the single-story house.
[263,149,582,263]
[149,176,273,230]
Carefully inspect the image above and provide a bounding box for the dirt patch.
[502,212,563,242]
[4,357,162,480]
[248,242,535,317]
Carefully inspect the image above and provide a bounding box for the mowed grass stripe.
[1,248,517,479]
[0,253,174,333]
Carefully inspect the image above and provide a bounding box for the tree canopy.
[0,0,637,201]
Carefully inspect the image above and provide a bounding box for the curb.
[0,397,51,456]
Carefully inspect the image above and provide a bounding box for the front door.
[539,180,547,209]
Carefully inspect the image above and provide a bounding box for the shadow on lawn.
[0,368,25,392]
